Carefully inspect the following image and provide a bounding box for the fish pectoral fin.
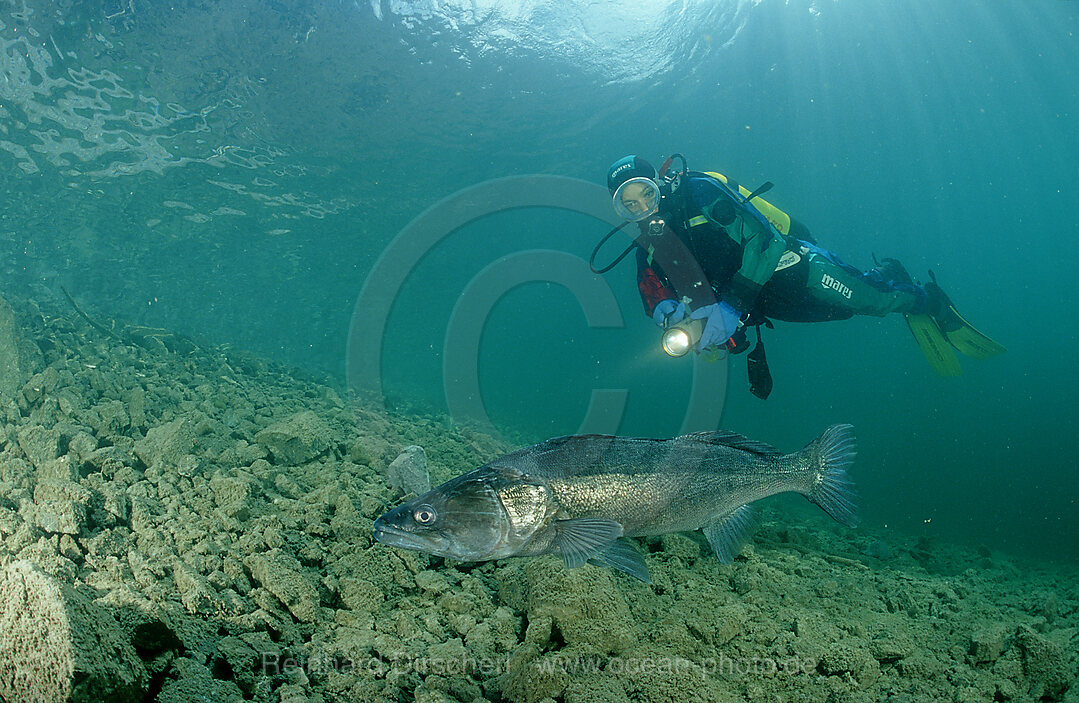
[588,538,651,584]
[554,518,624,569]
[702,505,755,564]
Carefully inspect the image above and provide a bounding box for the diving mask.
[612,177,660,222]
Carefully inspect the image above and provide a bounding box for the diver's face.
[620,181,658,218]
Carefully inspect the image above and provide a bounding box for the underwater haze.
[2,0,1077,570]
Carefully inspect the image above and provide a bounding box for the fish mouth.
[372,520,425,551]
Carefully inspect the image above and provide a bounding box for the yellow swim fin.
[905,313,963,377]
[924,273,1006,360]
[936,306,1006,359]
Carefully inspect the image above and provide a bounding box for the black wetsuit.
[635,172,925,325]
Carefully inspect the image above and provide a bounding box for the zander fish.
[373,424,856,583]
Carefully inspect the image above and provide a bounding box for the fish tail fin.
[803,424,858,527]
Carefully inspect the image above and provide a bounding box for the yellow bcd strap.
[704,171,792,236]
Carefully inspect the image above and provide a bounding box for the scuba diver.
[591,154,1005,399]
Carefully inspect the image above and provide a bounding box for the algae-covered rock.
[0,451,33,487]
[214,635,266,695]
[658,533,701,562]
[94,586,183,659]
[134,416,198,470]
[617,644,733,702]
[245,548,321,622]
[818,639,880,686]
[210,471,261,520]
[16,424,62,471]
[22,497,86,535]
[564,675,630,703]
[898,649,945,681]
[0,560,147,703]
[969,623,1008,664]
[173,560,224,616]
[867,628,916,664]
[496,559,636,655]
[415,568,451,594]
[19,479,90,535]
[494,644,570,703]
[1015,624,1071,700]
[255,410,332,465]
[87,399,130,436]
[338,576,385,612]
[38,455,80,483]
[156,658,244,703]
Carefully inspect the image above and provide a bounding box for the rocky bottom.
[0,291,1075,703]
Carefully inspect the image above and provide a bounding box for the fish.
[372,424,856,583]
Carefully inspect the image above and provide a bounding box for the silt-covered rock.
[0,560,147,703]
[255,410,332,465]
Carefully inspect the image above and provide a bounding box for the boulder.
[387,445,431,496]
[496,559,636,655]
[0,560,147,702]
[245,549,321,623]
[254,411,332,465]
[17,425,62,471]
[1015,624,1070,700]
[134,416,197,470]
[969,624,1007,664]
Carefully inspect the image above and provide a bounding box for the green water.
[2,0,1076,560]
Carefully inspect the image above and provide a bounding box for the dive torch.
[661,318,750,357]
[661,318,702,357]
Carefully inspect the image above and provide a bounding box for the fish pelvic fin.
[703,504,754,564]
[803,424,858,527]
[588,538,651,583]
[554,518,623,569]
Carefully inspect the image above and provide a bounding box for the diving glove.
[652,299,687,328]
[690,301,742,350]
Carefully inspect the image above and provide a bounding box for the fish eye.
[413,505,437,525]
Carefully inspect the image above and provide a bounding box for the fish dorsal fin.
[682,430,783,457]
[513,434,622,461]
[703,504,755,564]
[554,518,623,569]
[540,434,617,446]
